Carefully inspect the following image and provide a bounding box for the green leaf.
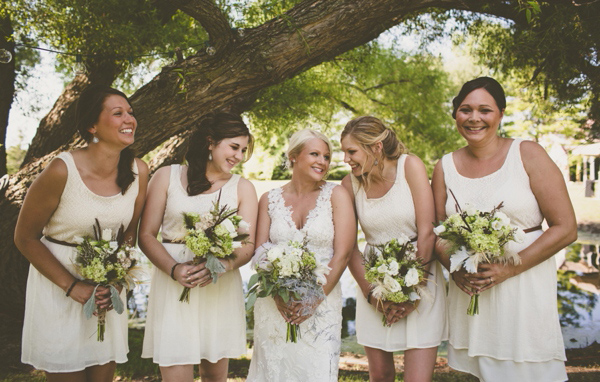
[110,285,124,314]
[245,292,257,310]
[279,289,289,303]
[526,9,531,24]
[83,284,99,319]
[248,273,259,289]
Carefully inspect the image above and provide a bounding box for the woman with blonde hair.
[247,129,356,382]
[341,116,447,382]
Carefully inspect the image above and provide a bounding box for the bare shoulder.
[135,158,149,176]
[520,140,550,162]
[238,176,257,192]
[404,154,427,175]
[151,165,172,182]
[331,183,352,203]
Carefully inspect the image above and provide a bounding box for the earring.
[374,159,379,166]
[92,135,99,144]
[208,152,213,161]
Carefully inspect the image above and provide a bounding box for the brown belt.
[162,239,184,244]
[523,225,542,233]
[44,236,78,248]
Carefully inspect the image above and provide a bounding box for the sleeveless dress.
[142,165,246,365]
[247,182,342,382]
[441,139,567,382]
[351,154,447,351]
[21,152,139,372]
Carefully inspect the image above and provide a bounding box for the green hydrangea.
[185,230,212,256]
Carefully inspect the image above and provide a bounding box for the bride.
[246,129,356,381]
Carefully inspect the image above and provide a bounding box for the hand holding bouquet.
[363,235,430,326]
[246,240,331,342]
[180,191,250,302]
[434,190,525,315]
[74,219,140,341]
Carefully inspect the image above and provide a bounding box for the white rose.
[377,263,389,275]
[383,274,401,292]
[101,228,113,242]
[73,236,84,244]
[433,224,446,235]
[491,220,503,230]
[388,260,399,276]
[404,267,420,287]
[109,241,119,251]
[495,211,511,226]
[464,203,478,216]
[289,247,303,259]
[266,246,284,262]
[232,241,243,249]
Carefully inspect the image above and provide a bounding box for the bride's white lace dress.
[246,183,342,382]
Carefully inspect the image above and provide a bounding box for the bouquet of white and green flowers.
[364,235,430,326]
[246,240,330,342]
[74,219,140,341]
[434,191,525,315]
[180,191,250,302]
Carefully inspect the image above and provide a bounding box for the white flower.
[377,263,389,275]
[73,236,84,244]
[314,263,331,285]
[495,211,511,226]
[397,233,410,245]
[464,203,478,216]
[232,241,243,249]
[491,220,503,230]
[409,291,421,301]
[109,241,119,251]
[383,274,401,292]
[238,220,250,232]
[257,258,272,271]
[514,227,526,243]
[289,247,303,259]
[433,224,446,235]
[266,246,284,262]
[101,228,112,242]
[404,267,420,287]
[449,247,470,273]
[221,219,237,237]
[388,260,399,276]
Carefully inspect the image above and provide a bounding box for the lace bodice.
[441,139,543,229]
[351,154,417,245]
[161,165,240,241]
[267,182,336,263]
[247,181,342,382]
[42,152,139,241]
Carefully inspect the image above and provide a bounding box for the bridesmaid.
[140,113,258,382]
[340,116,447,382]
[15,85,148,381]
[432,77,576,381]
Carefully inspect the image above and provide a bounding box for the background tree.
[1,0,599,370]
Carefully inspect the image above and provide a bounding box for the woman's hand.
[470,262,516,293]
[94,285,115,311]
[173,262,212,288]
[274,295,323,325]
[68,281,96,305]
[451,268,477,296]
[383,301,419,325]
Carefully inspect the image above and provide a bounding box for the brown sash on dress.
[44,236,78,248]
[523,225,542,233]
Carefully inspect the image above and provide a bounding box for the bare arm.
[138,167,203,288]
[121,158,149,245]
[476,141,577,291]
[14,158,98,305]
[431,159,451,270]
[254,191,272,250]
[227,177,258,270]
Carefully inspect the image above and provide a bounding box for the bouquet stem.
[467,293,479,316]
[179,287,191,303]
[97,307,106,342]
[286,322,300,343]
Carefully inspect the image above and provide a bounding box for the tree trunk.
[0,14,16,177]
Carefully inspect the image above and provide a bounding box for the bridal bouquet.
[180,191,250,302]
[246,240,330,342]
[364,235,430,326]
[434,191,524,315]
[74,219,140,341]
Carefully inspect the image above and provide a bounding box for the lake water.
[128,236,600,350]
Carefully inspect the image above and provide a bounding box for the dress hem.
[358,339,447,352]
[141,351,246,366]
[22,356,128,373]
[448,342,567,363]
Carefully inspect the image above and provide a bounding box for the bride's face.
[341,135,375,177]
[291,138,331,181]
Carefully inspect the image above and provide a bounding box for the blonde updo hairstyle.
[341,116,406,190]
[286,129,333,169]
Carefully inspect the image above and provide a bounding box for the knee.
[369,365,395,382]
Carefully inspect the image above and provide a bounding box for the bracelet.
[65,279,79,297]
[366,289,373,305]
[170,263,181,280]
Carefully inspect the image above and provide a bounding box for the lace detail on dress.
[248,182,341,382]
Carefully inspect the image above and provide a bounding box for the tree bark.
[0,14,16,177]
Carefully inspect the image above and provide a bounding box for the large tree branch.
[170,0,234,49]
